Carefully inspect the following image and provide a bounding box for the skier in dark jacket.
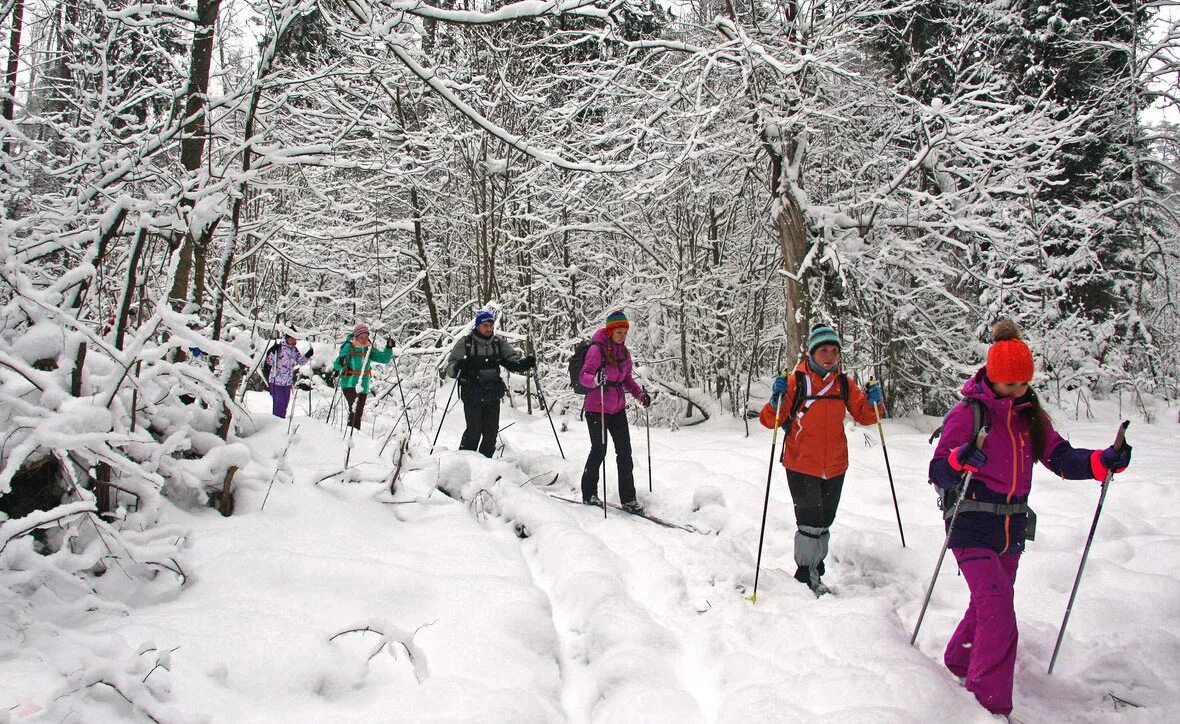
[264,329,313,418]
[444,310,535,457]
[929,319,1132,718]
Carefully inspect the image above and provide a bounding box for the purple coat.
[930,368,1099,554]
[579,328,645,415]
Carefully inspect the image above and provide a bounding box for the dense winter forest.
[2,0,1179,719]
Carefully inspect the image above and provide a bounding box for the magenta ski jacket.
[579,328,644,415]
[930,368,1102,554]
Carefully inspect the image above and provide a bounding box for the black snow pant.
[342,388,367,430]
[580,411,635,505]
[786,470,845,584]
[460,398,501,458]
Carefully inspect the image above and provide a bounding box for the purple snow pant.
[270,383,292,418]
[945,547,1021,716]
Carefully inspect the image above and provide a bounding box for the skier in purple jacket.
[578,310,652,511]
[929,320,1133,717]
[264,330,313,418]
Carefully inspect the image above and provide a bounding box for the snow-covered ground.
[4,384,1178,723]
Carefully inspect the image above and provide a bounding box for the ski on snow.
[547,493,698,533]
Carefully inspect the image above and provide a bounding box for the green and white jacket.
[333,335,393,393]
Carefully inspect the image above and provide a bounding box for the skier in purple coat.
[929,320,1132,717]
[578,310,652,511]
[264,330,313,418]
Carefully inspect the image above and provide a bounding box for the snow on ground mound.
[3,389,1176,723]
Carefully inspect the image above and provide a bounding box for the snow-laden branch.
[340,0,660,173]
[375,0,609,25]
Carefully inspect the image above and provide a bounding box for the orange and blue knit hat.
[604,309,629,332]
[986,319,1034,383]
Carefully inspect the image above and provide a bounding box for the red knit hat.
[986,319,1034,383]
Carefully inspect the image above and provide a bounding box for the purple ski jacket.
[579,328,645,415]
[930,368,1102,554]
[265,341,312,387]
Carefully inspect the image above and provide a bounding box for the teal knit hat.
[807,324,842,354]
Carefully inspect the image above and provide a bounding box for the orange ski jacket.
[759,361,879,479]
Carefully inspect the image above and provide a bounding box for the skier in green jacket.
[333,322,393,429]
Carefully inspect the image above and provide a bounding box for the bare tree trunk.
[168,0,222,310]
[410,187,440,328]
[2,0,24,159]
[563,215,577,338]
[767,145,808,358]
[115,226,148,350]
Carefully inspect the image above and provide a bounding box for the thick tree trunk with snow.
[168,0,222,310]
[768,149,808,359]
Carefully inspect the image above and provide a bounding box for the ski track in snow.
[8,391,1175,722]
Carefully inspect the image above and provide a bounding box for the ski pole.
[750,374,788,604]
[601,381,608,519]
[645,404,652,493]
[286,383,296,436]
[429,376,459,455]
[379,350,412,455]
[911,425,990,644]
[325,380,340,425]
[1048,420,1130,674]
[533,368,565,459]
[869,377,905,547]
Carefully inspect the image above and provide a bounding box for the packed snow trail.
[8,388,1174,722]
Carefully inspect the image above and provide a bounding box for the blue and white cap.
[807,324,842,354]
[474,309,495,326]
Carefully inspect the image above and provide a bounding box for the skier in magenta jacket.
[929,319,1133,717]
[578,310,651,511]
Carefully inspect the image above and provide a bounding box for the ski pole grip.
[972,424,989,450]
[1113,420,1130,450]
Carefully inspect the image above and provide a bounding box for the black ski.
[547,493,696,533]
[1106,693,1142,710]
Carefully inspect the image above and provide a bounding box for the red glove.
[948,444,987,474]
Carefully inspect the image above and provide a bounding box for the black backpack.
[786,369,849,421]
[261,342,280,380]
[568,339,603,395]
[927,397,987,509]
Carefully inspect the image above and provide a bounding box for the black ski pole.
[430,377,459,455]
[1048,420,1130,674]
[533,368,565,459]
[911,425,990,644]
[869,377,905,547]
[645,404,652,493]
[325,377,340,425]
[601,381,608,519]
[379,350,412,456]
[750,377,788,604]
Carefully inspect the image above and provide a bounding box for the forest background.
[1,0,1179,712]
